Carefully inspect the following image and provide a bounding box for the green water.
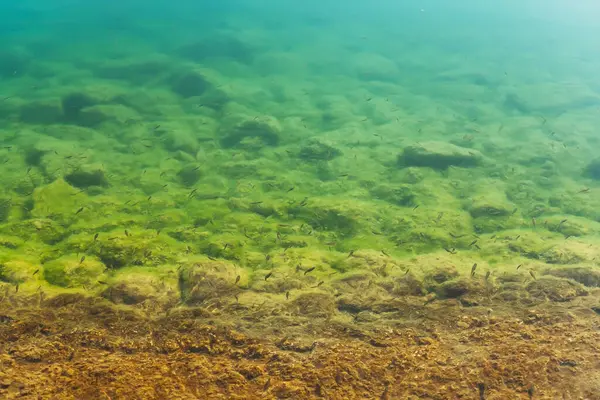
[1,0,600,309]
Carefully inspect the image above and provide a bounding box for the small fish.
[235,275,240,285]
[381,250,389,257]
[314,281,324,288]
[250,201,263,205]
[531,217,536,228]
[304,266,315,275]
[485,271,491,281]
[577,188,590,194]
[477,382,486,400]
[511,208,518,215]
[93,233,99,241]
[471,263,477,277]
[208,256,217,261]
[15,283,19,293]
[469,240,478,247]
[286,187,295,193]
[33,269,39,276]
[124,230,130,237]
[97,280,108,285]
[527,385,535,399]
[286,291,290,300]
[444,247,457,254]
[347,250,355,258]
[79,256,85,264]
[412,205,419,211]
[75,207,85,215]
[517,264,522,270]
[450,233,465,239]
[265,272,273,281]
[529,270,537,280]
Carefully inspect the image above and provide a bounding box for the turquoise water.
[1,1,600,397]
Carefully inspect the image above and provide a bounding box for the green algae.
[0,13,598,336]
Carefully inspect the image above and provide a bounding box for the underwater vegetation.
[1,1,600,399]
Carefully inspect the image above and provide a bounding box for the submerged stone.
[220,118,281,148]
[298,139,341,161]
[177,164,202,187]
[584,158,600,180]
[526,276,588,302]
[64,165,108,189]
[43,256,106,288]
[545,267,600,287]
[170,70,212,98]
[19,99,63,124]
[398,141,482,169]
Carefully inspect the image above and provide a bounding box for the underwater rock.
[31,179,80,219]
[370,184,416,207]
[179,261,245,305]
[86,231,174,269]
[0,260,39,284]
[43,256,106,288]
[398,141,482,169]
[526,276,588,302]
[0,48,31,77]
[388,273,425,296]
[0,197,11,223]
[298,139,341,161]
[77,104,137,127]
[178,34,255,64]
[584,158,600,180]
[61,92,98,122]
[467,189,515,218]
[177,164,202,187]
[220,117,281,148]
[103,273,178,307]
[289,292,336,317]
[19,99,63,124]
[163,130,199,155]
[170,70,212,98]
[423,265,459,286]
[545,267,600,287]
[64,165,108,189]
[435,278,485,300]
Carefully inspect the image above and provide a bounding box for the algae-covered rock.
[289,292,336,317]
[62,92,98,122]
[287,198,365,236]
[388,273,425,296]
[398,141,483,169]
[526,276,588,302]
[370,184,416,207]
[584,158,600,180]
[31,179,80,220]
[170,70,212,98]
[86,231,176,269]
[0,260,39,284]
[545,266,600,287]
[467,187,515,218]
[64,164,109,189]
[164,130,199,155]
[423,265,459,286]
[220,117,281,148]
[178,260,245,305]
[19,99,63,124]
[435,277,486,300]
[77,104,137,127]
[103,272,178,307]
[177,164,202,187]
[298,139,341,161]
[43,256,106,288]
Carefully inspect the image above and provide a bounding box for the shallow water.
[1,1,600,398]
